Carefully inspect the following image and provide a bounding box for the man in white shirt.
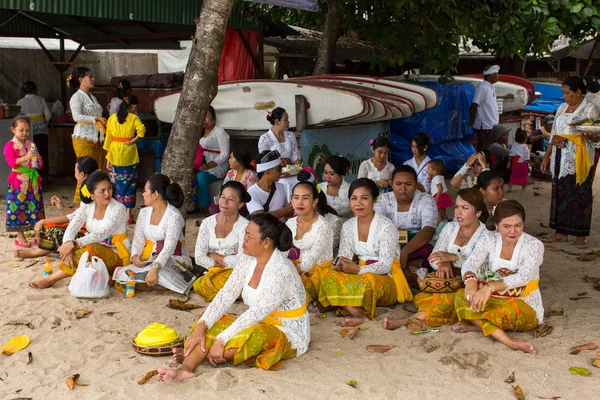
[468,65,500,151]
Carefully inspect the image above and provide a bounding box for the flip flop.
[576,240,589,249]
[14,240,31,248]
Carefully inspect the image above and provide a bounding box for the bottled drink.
[43,258,52,277]
[29,143,39,169]
[125,271,136,298]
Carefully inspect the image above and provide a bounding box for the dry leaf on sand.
[51,317,62,328]
[366,345,394,353]
[27,351,32,364]
[138,370,158,385]
[569,296,591,301]
[593,352,600,368]
[568,366,591,376]
[505,371,515,383]
[512,385,525,400]
[544,310,564,318]
[167,299,203,311]
[533,324,553,338]
[347,380,357,388]
[74,309,92,319]
[569,343,598,355]
[339,327,359,339]
[5,320,34,329]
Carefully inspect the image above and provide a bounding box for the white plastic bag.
[51,100,64,121]
[68,251,111,298]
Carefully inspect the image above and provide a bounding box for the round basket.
[132,337,185,357]
[576,125,600,135]
[134,322,180,347]
[417,272,462,293]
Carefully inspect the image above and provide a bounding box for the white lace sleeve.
[258,133,271,153]
[76,203,127,247]
[337,220,354,260]
[63,204,88,242]
[373,195,392,220]
[430,222,454,270]
[199,260,247,329]
[420,195,438,229]
[69,92,95,123]
[330,216,342,257]
[503,237,544,289]
[357,160,369,179]
[213,129,230,166]
[194,218,214,268]
[461,232,494,277]
[287,131,301,163]
[155,214,185,268]
[130,208,148,258]
[299,221,333,273]
[359,218,397,275]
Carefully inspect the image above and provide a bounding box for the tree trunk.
[161,0,235,200]
[312,0,342,75]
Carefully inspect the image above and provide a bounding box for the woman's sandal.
[14,239,31,248]
[576,240,589,250]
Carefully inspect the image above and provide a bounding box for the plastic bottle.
[125,271,136,298]
[29,143,39,169]
[43,258,52,277]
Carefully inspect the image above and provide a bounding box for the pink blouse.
[3,139,43,193]
[223,169,258,189]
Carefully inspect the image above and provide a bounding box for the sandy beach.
[1,174,600,400]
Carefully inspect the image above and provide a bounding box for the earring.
[476,213,481,217]
[263,244,269,249]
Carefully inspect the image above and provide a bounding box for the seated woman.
[223,147,257,189]
[16,157,98,259]
[384,188,489,330]
[286,180,334,302]
[193,181,251,301]
[450,151,491,189]
[318,155,352,219]
[358,136,395,194]
[127,174,192,291]
[158,213,309,381]
[247,150,294,219]
[374,165,437,270]
[454,200,543,355]
[29,171,130,289]
[475,170,504,215]
[317,178,413,327]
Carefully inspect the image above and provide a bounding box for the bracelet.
[486,283,494,294]
[464,275,476,283]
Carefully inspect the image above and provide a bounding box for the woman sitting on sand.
[453,200,544,355]
[450,150,490,189]
[16,157,98,259]
[383,188,489,331]
[127,174,192,291]
[29,171,130,289]
[316,178,413,327]
[158,213,309,381]
[193,181,250,301]
[475,170,504,215]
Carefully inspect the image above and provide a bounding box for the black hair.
[11,114,31,128]
[266,107,286,126]
[116,94,139,124]
[456,187,489,224]
[475,170,503,190]
[429,159,445,175]
[23,81,37,94]
[514,128,527,144]
[250,213,293,251]
[294,177,338,217]
[76,157,98,176]
[583,76,600,94]
[80,171,112,204]
[231,147,254,170]
[411,133,430,155]
[206,105,216,121]
[348,177,379,201]
[478,150,492,166]
[147,174,185,208]
[485,200,526,231]
[220,181,251,203]
[69,67,92,94]
[256,149,281,179]
[392,165,418,182]
[325,155,350,176]
[117,79,131,94]
[563,76,587,95]
[370,136,390,150]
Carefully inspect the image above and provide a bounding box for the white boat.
[154,80,365,130]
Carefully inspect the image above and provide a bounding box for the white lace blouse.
[199,125,230,179]
[461,231,545,324]
[404,155,432,192]
[338,213,399,275]
[286,215,333,273]
[374,190,437,233]
[258,129,301,163]
[551,99,600,180]
[199,250,310,355]
[509,143,530,161]
[357,159,394,183]
[194,214,249,269]
[429,221,489,271]
[69,89,104,142]
[130,204,191,269]
[63,199,130,251]
[324,212,342,257]
[318,180,351,218]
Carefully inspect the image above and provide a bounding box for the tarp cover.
[389,81,476,172]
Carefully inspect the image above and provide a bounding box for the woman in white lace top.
[357,136,394,194]
[193,182,250,301]
[158,214,309,382]
[318,155,352,219]
[541,76,600,250]
[29,171,129,289]
[454,200,544,355]
[128,174,192,291]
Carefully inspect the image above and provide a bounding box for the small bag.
[417,272,462,293]
[477,268,526,298]
[68,251,111,298]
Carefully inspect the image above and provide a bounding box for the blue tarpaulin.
[390,81,476,172]
[520,83,562,114]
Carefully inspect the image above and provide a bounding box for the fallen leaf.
[105,312,119,317]
[66,374,79,390]
[584,276,600,284]
[536,397,561,400]
[577,292,588,296]
[1,335,30,355]
[347,380,357,388]
[27,352,32,364]
[505,371,515,383]
[569,296,591,301]
[137,370,158,385]
[9,263,20,268]
[533,324,553,338]
[51,317,62,329]
[568,366,591,376]
[402,305,417,314]
[512,385,525,400]
[339,327,359,339]
[366,345,394,353]
[539,222,549,228]
[74,309,92,319]
[577,253,597,262]
[569,343,598,355]
[336,350,345,355]
[544,309,564,318]
[24,260,39,268]
[5,321,34,329]
[167,299,203,311]
[407,317,427,333]
[360,326,370,331]
[593,352,600,368]
[533,191,541,196]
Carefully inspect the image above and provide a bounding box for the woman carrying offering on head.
[247,150,294,219]
[358,136,394,194]
[193,181,251,301]
[158,214,309,381]
[403,133,432,192]
[318,155,352,220]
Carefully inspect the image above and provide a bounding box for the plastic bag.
[68,252,111,298]
[51,100,64,122]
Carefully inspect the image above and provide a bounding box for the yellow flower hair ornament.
[316,185,322,194]
[80,184,91,199]
[65,74,72,88]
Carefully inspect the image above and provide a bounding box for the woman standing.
[358,137,395,194]
[247,150,294,219]
[68,67,107,203]
[318,155,352,219]
[541,76,600,249]
[403,133,432,192]
[223,147,257,189]
[17,81,51,175]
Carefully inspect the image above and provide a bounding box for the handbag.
[477,268,526,298]
[68,251,111,298]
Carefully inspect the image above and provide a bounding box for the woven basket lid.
[134,322,180,347]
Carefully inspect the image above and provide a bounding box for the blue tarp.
[389,81,476,172]
[520,83,563,114]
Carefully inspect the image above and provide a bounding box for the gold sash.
[112,232,131,265]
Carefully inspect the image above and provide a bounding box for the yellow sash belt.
[141,239,186,261]
[77,121,106,135]
[112,232,131,265]
[556,134,591,185]
[521,278,539,298]
[359,258,413,302]
[263,303,308,327]
[30,114,45,121]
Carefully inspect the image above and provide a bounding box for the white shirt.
[69,89,104,142]
[286,215,333,273]
[403,156,432,192]
[17,94,51,136]
[430,175,448,195]
[247,182,288,214]
[429,221,489,270]
[357,159,395,182]
[508,143,530,162]
[374,190,437,233]
[473,80,499,130]
[199,125,230,179]
[324,212,343,257]
[318,180,351,219]
[258,129,301,163]
[194,214,249,268]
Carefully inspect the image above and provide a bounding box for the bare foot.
[507,338,537,355]
[342,316,369,327]
[29,278,53,289]
[383,317,409,331]
[172,348,184,364]
[157,368,195,382]
[15,248,49,259]
[542,234,568,244]
[451,323,480,333]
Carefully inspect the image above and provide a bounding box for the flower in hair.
[316,185,322,194]
[267,110,272,116]
[369,139,374,145]
[80,184,91,198]
[66,74,73,88]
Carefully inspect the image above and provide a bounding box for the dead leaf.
[5,321,34,329]
[407,317,428,333]
[544,309,564,318]
[9,263,20,268]
[505,371,515,383]
[339,327,359,339]
[167,299,203,311]
[27,351,32,364]
[347,380,357,388]
[51,317,62,329]
[104,329,121,334]
[569,296,591,301]
[584,276,600,284]
[593,352,600,368]
[512,385,525,400]
[533,324,553,338]
[536,397,561,400]
[577,253,597,262]
[569,343,598,355]
[577,292,588,296]
[137,370,158,385]
[105,312,119,317]
[74,309,92,319]
[66,374,79,390]
[336,350,345,355]
[24,260,39,268]
[568,366,591,376]
[366,345,394,353]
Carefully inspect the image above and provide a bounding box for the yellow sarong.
[556,134,592,185]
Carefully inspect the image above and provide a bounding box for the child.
[428,159,453,224]
[404,133,432,192]
[108,79,132,116]
[104,95,145,223]
[4,115,45,248]
[507,128,530,192]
